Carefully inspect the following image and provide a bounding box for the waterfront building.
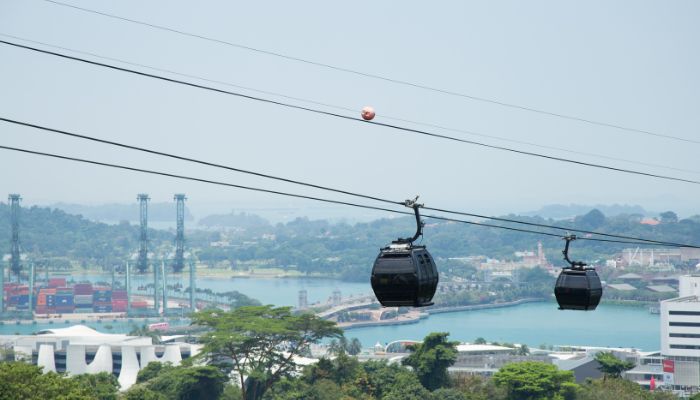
[0,325,196,391]
[658,275,700,395]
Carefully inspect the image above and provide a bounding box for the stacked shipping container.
[5,284,29,312]
[93,286,112,313]
[74,283,94,313]
[55,287,74,314]
[112,290,127,312]
[36,288,56,314]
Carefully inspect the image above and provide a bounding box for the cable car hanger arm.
[562,235,587,269]
[394,197,424,244]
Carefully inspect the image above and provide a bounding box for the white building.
[0,325,196,391]
[659,275,700,394]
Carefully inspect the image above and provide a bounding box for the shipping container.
[48,278,66,288]
[112,290,128,299]
[73,283,93,295]
[55,295,74,306]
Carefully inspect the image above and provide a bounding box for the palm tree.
[129,324,161,344]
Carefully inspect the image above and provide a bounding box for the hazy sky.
[1,0,699,221]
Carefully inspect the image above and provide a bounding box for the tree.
[0,362,95,400]
[71,372,119,400]
[431,388,467,400]
[136,361,174,383]
[191,305,342,400]
[147,365,227,400]
[121,385,166,400]
[452,374,506,400]
[517,344,530,356]
[347,338,363,356]
[576,209,606,229]
[129,324,162,344]
[402,332,459,390]
[659,211,678,224]
[473,337,487,345]
[492,361,577,400]
[578,377,674,400]
[594,352,635,379]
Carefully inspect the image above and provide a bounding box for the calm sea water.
[69,273,371,306]
[1,276,660,350]
[346,302,660,351]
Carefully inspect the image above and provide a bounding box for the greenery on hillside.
[3,204,700,281]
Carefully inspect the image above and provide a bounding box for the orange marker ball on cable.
[361,106,376,121]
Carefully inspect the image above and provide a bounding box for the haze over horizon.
[1,1,699,221]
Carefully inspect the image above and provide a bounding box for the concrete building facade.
[659,275,700,394]
[0,325,194,391]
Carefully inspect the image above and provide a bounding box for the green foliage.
[0,362,95,400]
[328,337,362,356]
[148,365,226,400]
[402,332,459,390]
[9,203,700,282]
[70,372,119,400]
[594,352,635,379]
[452,374,506,400]
[577,377,673,400]
[192,305,342,400]
[352,360,430,400]
[431,388,467,400]
[136,361,174,383]
[131,363,226,400]
[347,338,363,356]
[129,324,162,345]
[121,385,166,400]
[492,361,577,400]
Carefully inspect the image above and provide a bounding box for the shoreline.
[341,298,547,331]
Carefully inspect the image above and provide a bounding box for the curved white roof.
[36,325,106,336]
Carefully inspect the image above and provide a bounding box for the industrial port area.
[1,193,196,325]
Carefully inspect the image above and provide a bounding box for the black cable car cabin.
[370,199,439,307]
[554,235,603,311]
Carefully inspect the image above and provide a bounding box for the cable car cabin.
[554,268,602,311]
[371,243,439,307]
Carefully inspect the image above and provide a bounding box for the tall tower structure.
[537,241,546,266]
[136,194,150,273]
[298,290,308,310]
[189,260,196,312]
[173,194,187,273]
[9,194,22,279]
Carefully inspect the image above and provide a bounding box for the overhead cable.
[37,0,699,145]
[2,33,697,176]
[1,116,697,249]
[2,39,700,187]
[0,143,691,248]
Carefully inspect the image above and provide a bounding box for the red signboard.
[663,359,675,373]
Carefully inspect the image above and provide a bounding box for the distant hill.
[0,203,172,263]
[50,202,194,222]
[521,204,648,219]
[198,212,270,228]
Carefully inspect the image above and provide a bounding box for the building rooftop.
[646,285,676,293]
[663,295,700,303]
[618,273,644,280]
[608,283,638,291]
[456,344,514,353]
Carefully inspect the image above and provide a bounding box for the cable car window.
[375,258,415,274]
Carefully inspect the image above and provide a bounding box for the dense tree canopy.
[492,361,578,400]
[402,332,459,390]
[0,362,96,400]
[191,305,342,400]
[594,352,635,379]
